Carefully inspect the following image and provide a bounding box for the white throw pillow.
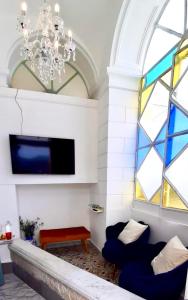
[118,219,148,245]
[151,236,188,275]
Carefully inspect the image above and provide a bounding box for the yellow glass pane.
[173,48,188,88]
[162,180,188,210]
[140,84,154,115]
[161,70,172,87]
[141,78,145,89]
[135,180,147,201]
[151,189,161,205]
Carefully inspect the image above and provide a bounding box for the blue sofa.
[102,221,150,268]
[119,242,188,300]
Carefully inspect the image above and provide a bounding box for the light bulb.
[54,40,59,49]
[21,2,27,13]
[23,29,28,37]
[54,3,60,14]
[68,30,72,38]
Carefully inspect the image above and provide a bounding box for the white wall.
[0,185,20,263]
[106,72,139,227]
[132,203,188,245]
[17,184,90,236]
[90,64,140,250]
[0,87,98,262]
[90,82,109,250]
[0,88,98,185]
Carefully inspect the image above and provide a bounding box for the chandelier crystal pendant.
[17,0,76,84]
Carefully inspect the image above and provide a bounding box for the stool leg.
[41,243,47,250]
[112,264,117,281]
[81,239,89,253]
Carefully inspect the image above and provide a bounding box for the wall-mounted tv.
[9,134,75,175]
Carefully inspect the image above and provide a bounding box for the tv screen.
[9,135,75,175]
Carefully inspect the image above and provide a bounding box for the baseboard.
[90,239,102,252]
[2,262,13,274]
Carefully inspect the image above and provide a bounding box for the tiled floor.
[48,241,119,284]
[0,273,44,300]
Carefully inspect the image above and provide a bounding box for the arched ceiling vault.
[0,0,124,92]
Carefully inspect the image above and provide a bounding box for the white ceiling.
[0,0,124,86]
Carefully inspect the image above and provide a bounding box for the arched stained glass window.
[135,0,188,211]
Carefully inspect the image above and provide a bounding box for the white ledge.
[0,87,98,108]
[9,239,144,300]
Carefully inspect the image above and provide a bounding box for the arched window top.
[135,0,188,212]
[11,61,89,99]
[144,0,186,74]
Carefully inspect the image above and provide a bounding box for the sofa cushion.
[118,219,148,245]
[151,236,188,275]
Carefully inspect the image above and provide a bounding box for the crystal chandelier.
[17,0,76,84]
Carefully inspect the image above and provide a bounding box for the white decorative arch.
[110,0,168,76]
[6,33,99,97]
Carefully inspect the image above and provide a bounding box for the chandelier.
[17,0,76,84]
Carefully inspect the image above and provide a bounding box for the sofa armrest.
[106,221,150,242]
[138,241,166,262]
[106,222,128,240]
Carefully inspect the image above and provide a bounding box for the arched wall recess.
[7,34,98,98]
[11,61,90,98]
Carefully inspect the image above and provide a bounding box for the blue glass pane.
[145,47,177,88]
[155,143,165,160]
[169,104,188,135]
[156,123,167,142]
[136,147,150,170]
[166,134,188,166]
[138,126,151,148]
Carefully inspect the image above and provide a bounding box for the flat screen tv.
[9,134,75,175]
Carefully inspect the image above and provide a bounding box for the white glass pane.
[137,148,163,200]
[161,70,172,86]
[159,0,185,34]
[173,70,188,112]
[58,75,88,98]
[25,61,50,90]
[140,82,169,141]
[11,65,45,92]
[144,28,180,73]
[53,64,76,91]
[165,147,188,204]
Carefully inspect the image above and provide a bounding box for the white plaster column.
[90,78,109,250]
[90,67,140,250]
[106,66,140,226]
